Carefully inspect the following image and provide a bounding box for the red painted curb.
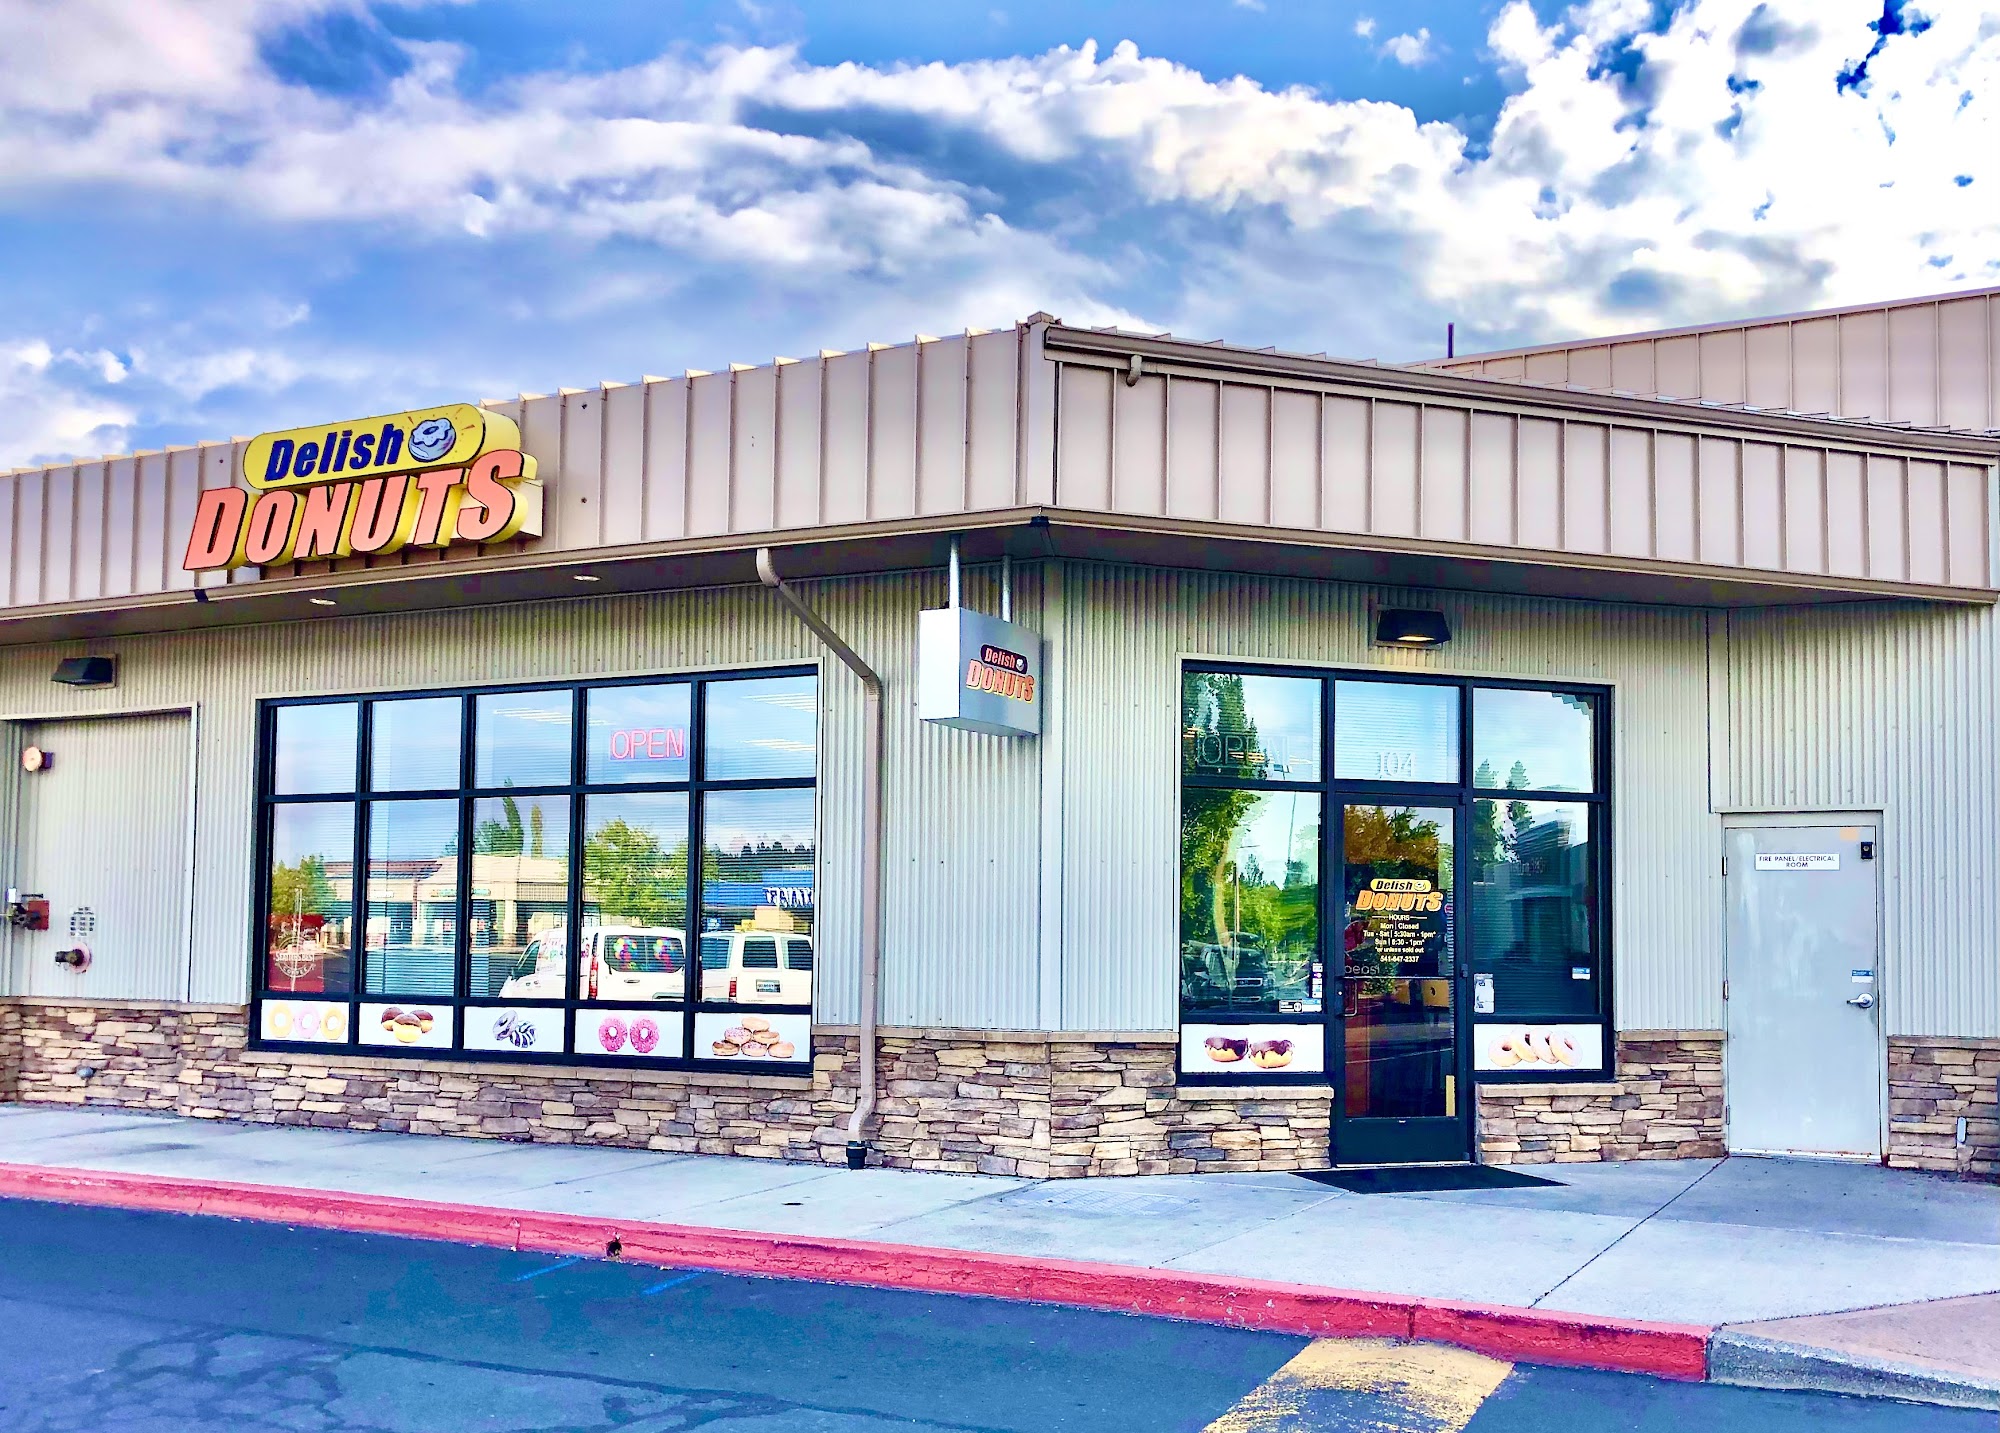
[0,1161,1710,1379]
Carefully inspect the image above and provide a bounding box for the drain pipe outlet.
[755,549,883,1170]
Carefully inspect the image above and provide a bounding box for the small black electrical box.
[1860,840,1875,860]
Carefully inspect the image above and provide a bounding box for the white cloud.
[0,0,1994,463]
[1379,28,1433,66]
[0,340,135,468]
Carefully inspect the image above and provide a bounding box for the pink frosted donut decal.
[630,1017,659,1055]
[597,1017,628,1053]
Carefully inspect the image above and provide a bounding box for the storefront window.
[273,703,357,794]
[371,696,461,792]
[1180,792,1322,1022]
[475,688,574,789]
[1182,671,1320,782]
[363,800,458,997]
[1469,800,1596,1017]
[706,675,817,781]
[1333,681,1458,784]
[256,668,817,1069]
[265,802,353,994]
[1472,688,1595,794]
[700,788,815,1009]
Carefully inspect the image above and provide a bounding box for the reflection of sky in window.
[587,792,689,851]
[271,802,352,865]
[1229,791,1320,887]
[1184,672,1320,780]
[371,697,461,791]
[370,799,457,861]
[475,690,574,787]
[274,704,357,794]
[586,683,691,783]
[703,788,814,853]
[1334,681,1458,783]
[1474,689,1595,793]
[471,794,570,858]
[705,675,817,780]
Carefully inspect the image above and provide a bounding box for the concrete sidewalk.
[2,1105,1995,1403]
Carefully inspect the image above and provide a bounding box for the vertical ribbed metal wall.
[0,573,1045,1024]
[1719,602,2000,1038]
[1053,566,1717,1033]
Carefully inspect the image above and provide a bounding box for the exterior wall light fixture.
[1374,608,1452,647]
[51,655,117,687]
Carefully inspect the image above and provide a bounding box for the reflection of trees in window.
[1182,671,1271,779]
[474,795,548,858]
[1344,805,1443,888]
[587,820,687,927]
[271,857,333,926]
[1180,789,1319,1009]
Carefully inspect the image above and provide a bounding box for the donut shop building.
[1,288,1996,1180]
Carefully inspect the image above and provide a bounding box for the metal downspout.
[755,549,883,1170]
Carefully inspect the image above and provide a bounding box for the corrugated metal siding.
[1437,289,2000,432]
[1051,363,1995,590]
[6,712,191,1001]
[1053,565,1717,1034]
[0,574,1044,1025]
[1719,603,2000,1038]
[0,329,1039,604]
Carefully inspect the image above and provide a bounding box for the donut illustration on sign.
[597,1017,628,1053]
[407,416,458,463]
[630,1017,659,1055]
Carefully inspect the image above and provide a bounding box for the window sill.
[240,1047,816,1090]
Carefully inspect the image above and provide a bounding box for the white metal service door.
[10,713,192,1002]
[1724,824,1882,1157]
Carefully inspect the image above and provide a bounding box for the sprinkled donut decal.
[406,415,458,463]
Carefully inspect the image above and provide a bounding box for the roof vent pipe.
[755,548,884,1170]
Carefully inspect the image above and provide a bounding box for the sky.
[0,0,1994,468]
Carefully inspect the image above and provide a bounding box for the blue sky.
[1,0,1993,467]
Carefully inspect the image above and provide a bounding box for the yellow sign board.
[242,404,516,490]
[184,404,543,572]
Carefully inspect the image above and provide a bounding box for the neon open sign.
[607,728,688,761]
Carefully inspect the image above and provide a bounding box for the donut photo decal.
[1179,1023,1325,1076]
[1474,1024,1604,1074]
[260,999,349,1044]
[357,1003,456,1050]
[463,1006,564,1054]
[693,1012,810,1064]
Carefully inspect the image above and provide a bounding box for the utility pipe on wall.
[755,548,883,1170]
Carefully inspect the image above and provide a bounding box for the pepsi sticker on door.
[1180,1023,1325,1075]
[464,1006,563,1054]
[694,1011,810,1063]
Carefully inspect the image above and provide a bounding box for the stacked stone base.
[1476,1034,1726,1164]
[1888,1037,1999,1178]
[6,1004,1989,1180]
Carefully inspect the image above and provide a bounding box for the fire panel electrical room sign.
[182,404,544,572]
[918,606,1043,737]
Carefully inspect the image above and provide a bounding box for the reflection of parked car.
[499,925,687,1001]
[700,931,812,1005]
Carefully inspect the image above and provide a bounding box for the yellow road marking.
[1203,1338,1512,1433]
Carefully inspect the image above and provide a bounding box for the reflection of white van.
[499,925,686,1001]
[699,931,812,1005]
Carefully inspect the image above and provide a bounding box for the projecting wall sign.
[917,605,1043,737]
[182,404,543,572]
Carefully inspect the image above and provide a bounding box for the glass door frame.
[1326,790,1474,1167]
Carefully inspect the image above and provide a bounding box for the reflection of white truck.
[499,925,687,1001]
[699,931,813,1005]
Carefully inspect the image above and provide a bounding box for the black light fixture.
[51,655,117,688]
[1374,608,1452,648]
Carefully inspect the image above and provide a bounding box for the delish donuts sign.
[182,404,544,572]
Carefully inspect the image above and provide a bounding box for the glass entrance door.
[1331,801,1472,1165]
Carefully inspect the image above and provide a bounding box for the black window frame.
[249,665,818,1074]
[1178,661,1614,1088]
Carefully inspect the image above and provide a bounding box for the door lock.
[1846,992,1875,1009]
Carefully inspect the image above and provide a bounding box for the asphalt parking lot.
[0,1198,1982,1432]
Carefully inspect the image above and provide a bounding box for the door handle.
[1846,992,1875,1009]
